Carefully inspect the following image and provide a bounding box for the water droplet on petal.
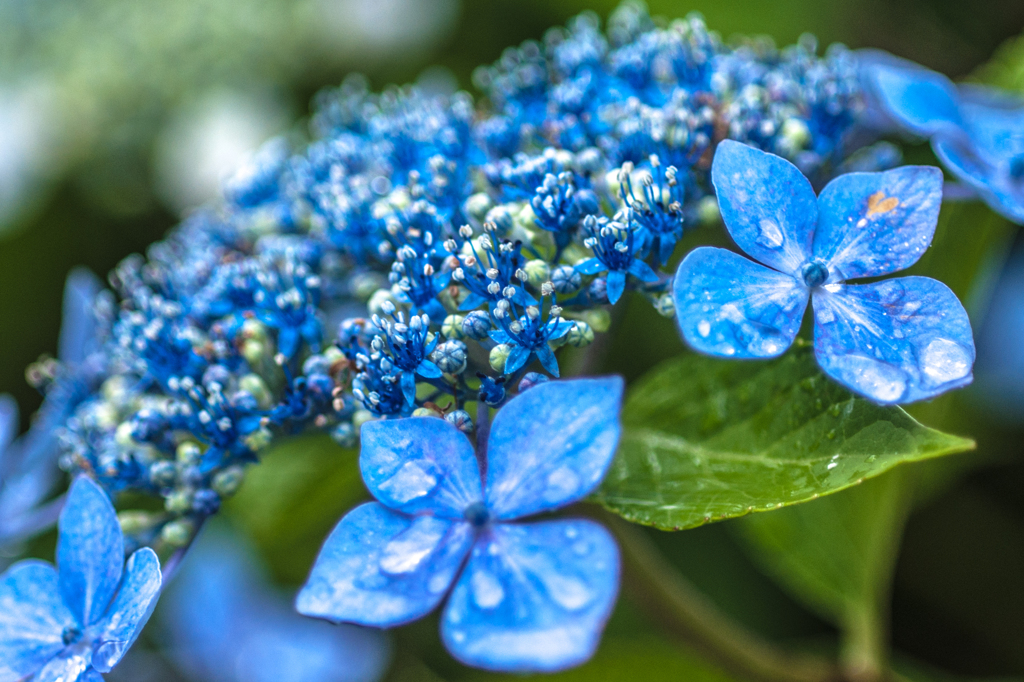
[379,516,448,575]
[697,320,711,337]
[428,572,451,594]
[756,219,785,249]
[573,540,592,556]
[545,574,593,611]
[833,355,908,403]
[378,460,439,504]
[543,466,581,503]
[470,567,505,609]
[816,306,835,324]
[921,338,971,385]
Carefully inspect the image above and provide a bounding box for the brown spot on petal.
[867,190,899,217]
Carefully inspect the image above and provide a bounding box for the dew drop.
[470,567,505,609]
[428,572,451,594]
[832,355,907,403]
[697,320,711,337]
[545,574,593,611]
[573,540,592,556]
[378,460,439,504]
[921,338,971,385]
[756,219,785,249]
[379,516,447,575]
[543,466,581,503]
[816,306,835,324]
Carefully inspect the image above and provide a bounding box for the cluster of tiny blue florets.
[44,3,884,550]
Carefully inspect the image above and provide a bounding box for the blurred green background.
[2,0,1024,680]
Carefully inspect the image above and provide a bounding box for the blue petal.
[814,166,944,280]
[400,372,416,405]
[91,548,162,673]
[673,247,808,359]
[627,259,659,283]
[484,377,623,520]
[459,292,487,311]
[0,560,75,681]
[933,125,1024,223]
[296,502,474,627]
[488,330,512,345]
[711,140,817,275]
[417,360,443,379]
[546,319,576,339]
[535,345,560,378]
[606,271,626,304]
[31,646,92,682]
[58,477,124,627]
[575,258,606,276]
[278,327,300,360]
[504,346,531,375]
[80,669,105,682]
[0,394,16,460]
[812,277,975,404]
[360,418,483,518]
[440,519,620,673]
[58,268,102,366]
[861,56,964,137]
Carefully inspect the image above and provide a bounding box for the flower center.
[801,260,829,288]
[464,501,490,528]
[61,626,83,646]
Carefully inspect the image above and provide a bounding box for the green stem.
[602,512,841,682]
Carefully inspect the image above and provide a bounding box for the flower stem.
[601,512,841,682]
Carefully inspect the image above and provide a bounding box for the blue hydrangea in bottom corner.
[0,477,162,681]
[296,377,624,672]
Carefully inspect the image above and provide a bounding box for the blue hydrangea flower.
[1,269,104,550]
[673,140,975,404]
[296,377,624,672]
[859,50,1024,223]
[0,476,162,680]
[164,522,390,682]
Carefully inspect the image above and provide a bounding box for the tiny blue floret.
[673,140,975,404]
[296,377,624,673]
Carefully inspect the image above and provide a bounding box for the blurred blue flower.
[0,476,162,679]
[674,140,975,404]
[859,50,1024,223]
[297,377,624,672]
[0,268,104,550]
[163,522,390,682]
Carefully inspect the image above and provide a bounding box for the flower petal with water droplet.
[361,418,483,519]
[673,247,808,359]
[297,503,474,628]
[484,378,623,520]
[814,165,943,280]
[440,519,619,673]
[711,140,818,275]
[812,276,975,404]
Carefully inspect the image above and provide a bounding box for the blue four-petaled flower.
[0,476,162,680]
[296,377,624,672]
[859,50,1024,224]
[674,140,976,404]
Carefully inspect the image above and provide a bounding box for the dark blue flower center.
[464,501,490,527]
[62,626,83,646]
[801,260,829,288]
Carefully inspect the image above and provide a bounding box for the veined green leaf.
[592,346,974,530]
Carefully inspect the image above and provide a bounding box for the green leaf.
[592,346,974,530]
[223,433,366,584]
[735,470,912,678]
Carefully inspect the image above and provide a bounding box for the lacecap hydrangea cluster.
[3,1,1012,677]
[50,5,878,551]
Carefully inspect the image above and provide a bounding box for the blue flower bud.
[551,265,582,294]
[518,372,550,392]
[462,310,491,340]
[445,409,474,434]
[433,340,468,374]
